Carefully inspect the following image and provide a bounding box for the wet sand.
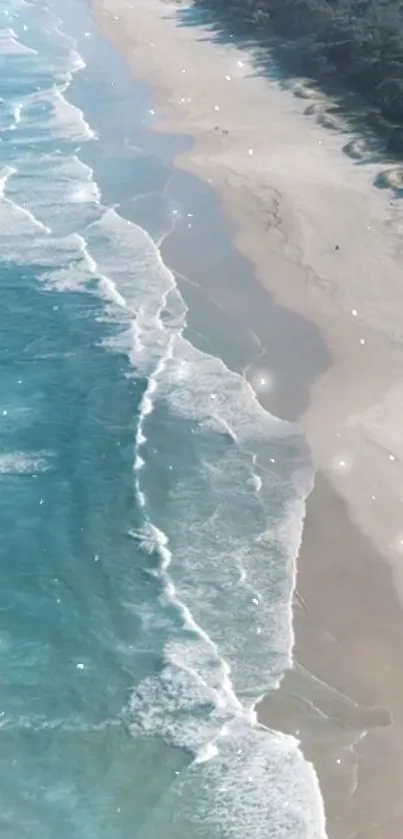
[88,0,403,835]
[260,473,403,839]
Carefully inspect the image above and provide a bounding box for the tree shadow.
[167,1,403,196]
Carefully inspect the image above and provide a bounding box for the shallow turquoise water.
[0,1,326,836]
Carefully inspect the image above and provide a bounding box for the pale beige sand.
[88,0,403,834]
[91,0,403,578]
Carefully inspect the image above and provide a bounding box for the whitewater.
[0,0,327,836]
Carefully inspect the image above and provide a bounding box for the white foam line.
[70,153,101,204]
[56,83,97,141]
[132,515,257,768]
[0,164,50,233]
[12,102,22,126]
[74,233,127,308]
[127,300,246,744]
[0,165,17,196]
[133,335,175,508]
[0,27,37,54]
[69,48,86,73]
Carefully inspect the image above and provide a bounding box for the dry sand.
[88,0,403,834]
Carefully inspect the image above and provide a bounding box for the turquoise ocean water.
[0,1,326,836]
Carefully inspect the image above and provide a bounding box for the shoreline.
[88,1,403,835]
[90,0,403,572]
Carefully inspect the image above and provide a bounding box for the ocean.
[0,0,327,836]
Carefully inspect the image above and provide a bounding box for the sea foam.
[0,1,327,836]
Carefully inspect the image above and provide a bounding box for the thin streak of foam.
[0,165,51,233]
[0,26,37,54]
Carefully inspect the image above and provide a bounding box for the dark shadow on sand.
[170,2,403,197]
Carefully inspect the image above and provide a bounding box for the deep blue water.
[0,1,326,836]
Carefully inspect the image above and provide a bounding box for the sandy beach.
[88,0,403,834]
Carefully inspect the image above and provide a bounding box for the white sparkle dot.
[2,410,7,416]
[248,148,254,156]
[214,105,220,111]
[76,663,85,670]
[225,75,231,81]
[372,495,376,500]
[352,309,357,317]
[360,338,365,345]
[390,454,395,461]
[211,393,216,399]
